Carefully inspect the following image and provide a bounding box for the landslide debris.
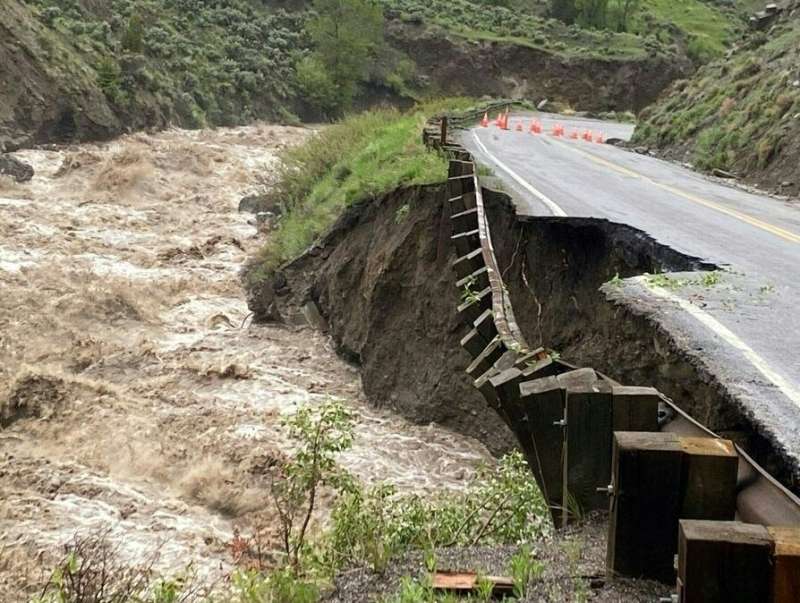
[633,2,800,195]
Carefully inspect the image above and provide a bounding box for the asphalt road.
[462,112,800,475]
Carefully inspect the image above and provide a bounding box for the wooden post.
[678,520,772,603]
[607,432,738,583]
[607,432,684,582]
[768,527,800,602]
[519,375,566,524]
[440,117,448,145]
[565,382,613,517]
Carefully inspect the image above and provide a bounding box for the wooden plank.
[607,432,683,583]
[457,286,491,325]
[611,386,660,432]
[519,376,566,522]
[431,571,514,595]
[566,383,613,518]
[460,328,490,359]
[451,229,480,257]
[473,308,497,341]
[679,437,738,520]
[768,527,800,603]
[447,160,474,179]
[465,337,503,379]
[450,206,479,233]
[677,520,771,603]
[447,174,476,198]
[489,368,540,475]
[455,266,489,292]
[452,247,483,280]
[607,433,738,583]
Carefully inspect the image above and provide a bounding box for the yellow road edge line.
[550,138,800,245]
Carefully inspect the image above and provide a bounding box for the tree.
[550,0,577,23]
[576,0,609,29]
[296,56,340,118]
[270,399,354,574]
[306,0,384,112]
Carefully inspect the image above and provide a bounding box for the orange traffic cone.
[595,132,604,144]
[481,113,489,128]
[515,122,523,132]
[495,113,502,127]
[583,130,592,142]
[569,130,578,140]
[501,113,509,131]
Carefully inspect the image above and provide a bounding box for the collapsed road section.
[424,113,800,600]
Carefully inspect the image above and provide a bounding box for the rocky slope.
[633,2,800,194]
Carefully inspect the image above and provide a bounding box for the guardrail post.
[440,116,448,145]
[607,433,738,583]
[678,520,772,603]
[769,527,800,601]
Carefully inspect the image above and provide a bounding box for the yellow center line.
[549,137,800,245]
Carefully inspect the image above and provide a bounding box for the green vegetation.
[645,270,724,291]
[301,0,385,116]
[634,17,800,183]
[250,101,475,276]
[34,399,551,602]
[23,0,309,126]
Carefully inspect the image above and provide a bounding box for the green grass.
[634,16,800,181]
[250,100,472,276]
[634,0,742,61]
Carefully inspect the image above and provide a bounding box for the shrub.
[296,56,341,118]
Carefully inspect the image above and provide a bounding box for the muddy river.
[0,125,491,599]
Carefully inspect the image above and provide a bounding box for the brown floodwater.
[0,125,491,599]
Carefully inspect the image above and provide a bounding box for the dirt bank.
[387,20,691,113]
[245,184,515,457]
[481,189,797,487]
[0,126,493,600]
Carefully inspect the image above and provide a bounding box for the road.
[462,112,800,476]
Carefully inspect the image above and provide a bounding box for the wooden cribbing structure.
[678,521,800,602]
[607,432,738,582]
[424,109,800,598]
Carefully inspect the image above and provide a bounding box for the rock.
[537,99,549,110]
[633,146,650,155]
[0,154,34,182]
[238,193,282,215]
[605,137,625,146]
[712,168,736,179]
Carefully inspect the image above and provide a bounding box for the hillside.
[633,2,800,194]
[1,0,755,150]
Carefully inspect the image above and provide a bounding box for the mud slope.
[387,20,691,112]
[246,184,515,456]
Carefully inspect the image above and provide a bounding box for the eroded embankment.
[246,184,515,456]
[481,190,796,487]
[252,179,798,490]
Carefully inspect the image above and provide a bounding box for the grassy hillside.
[633,5,800,193]
[382,0,751,62]
[1,0,758,149]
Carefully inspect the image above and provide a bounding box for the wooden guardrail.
[423,111,800,602]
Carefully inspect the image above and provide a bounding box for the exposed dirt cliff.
[245,184,516,456]
[387,19,692,112]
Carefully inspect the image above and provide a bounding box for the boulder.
[0,154,34,182]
